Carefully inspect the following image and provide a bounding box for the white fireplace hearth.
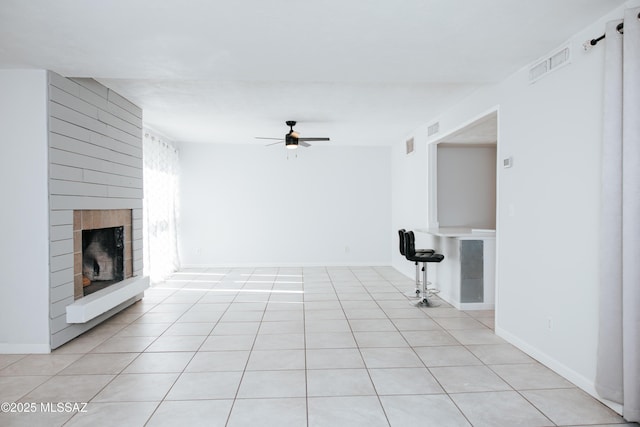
[66,276,149,323]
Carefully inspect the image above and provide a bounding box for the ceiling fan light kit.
[286,133,298,150]
[256,120,330,150]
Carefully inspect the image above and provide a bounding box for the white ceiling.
[0,0,625,146]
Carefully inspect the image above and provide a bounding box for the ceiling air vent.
[427,122,440,137]
[406,137,414,155]
[529,45,571,83]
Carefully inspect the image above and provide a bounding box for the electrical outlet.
[345,246,350,253]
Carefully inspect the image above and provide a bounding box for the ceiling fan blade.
[298,137,330,142]
[265,141,283,146]
[299,141,311,147]
[255,137,284,140]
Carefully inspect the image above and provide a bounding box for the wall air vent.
[406,137,414,155]
[529,45,571,83]
[427,122,440,137]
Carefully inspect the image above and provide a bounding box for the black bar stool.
[398,229,434,297]
[403,230,444,306]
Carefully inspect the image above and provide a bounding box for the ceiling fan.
[256,121,330,149]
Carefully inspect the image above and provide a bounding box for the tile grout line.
[61,281,195,426]
[222,266,269,427]
[143,269,239,427]
[348,266,396,427]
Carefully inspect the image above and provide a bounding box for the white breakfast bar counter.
[417,227,496,310]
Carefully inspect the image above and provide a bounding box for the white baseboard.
[495,325,623,415]
[0,343,51,354]
[180,262,390,269]
[457,302,495,310]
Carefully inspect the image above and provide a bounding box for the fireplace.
[73,209,133,300]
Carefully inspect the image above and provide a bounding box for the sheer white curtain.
[596,7,640,422]
[143,130,180,282]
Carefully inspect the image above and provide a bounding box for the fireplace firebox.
[73,209,133,300]
[82,226,125,295]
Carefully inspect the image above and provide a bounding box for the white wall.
[391,1,640,405]
[390,140,432,279]
[0,70,51,353]
[179,144,391,266]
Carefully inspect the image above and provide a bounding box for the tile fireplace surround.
[66,209,148,329]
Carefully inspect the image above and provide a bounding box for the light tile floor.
[0,266,637,427]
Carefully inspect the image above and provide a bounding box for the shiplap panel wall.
[47,72,144,349]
